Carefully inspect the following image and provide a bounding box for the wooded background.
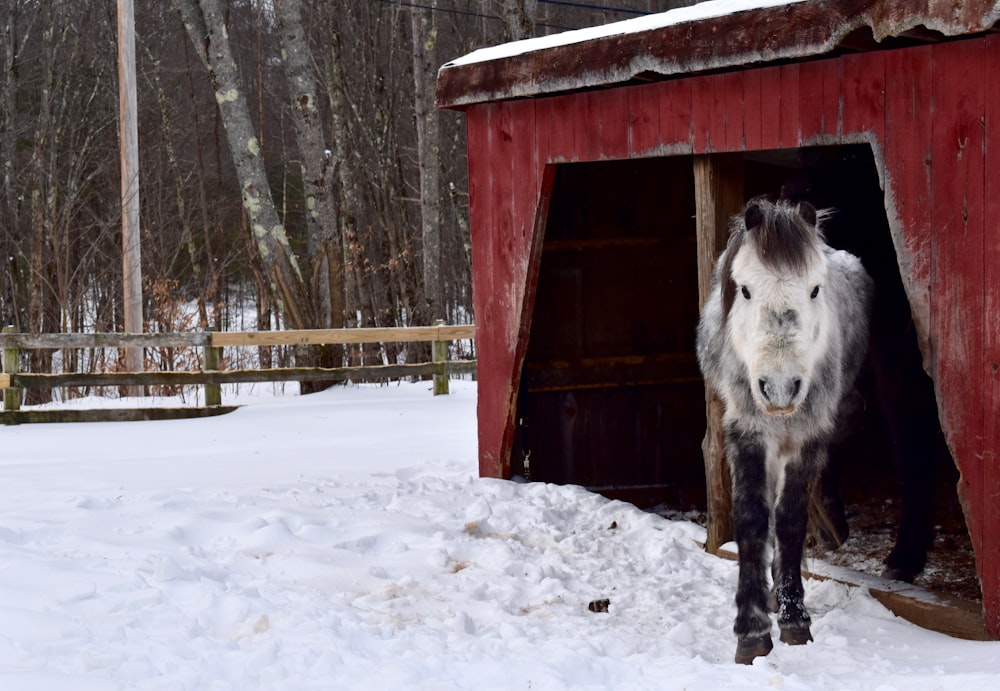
[0,0,694,398]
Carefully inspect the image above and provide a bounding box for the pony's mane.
[720,198,828,321]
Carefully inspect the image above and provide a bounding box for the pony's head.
[721,198,831,416]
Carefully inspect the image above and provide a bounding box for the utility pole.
[117,0,143,393]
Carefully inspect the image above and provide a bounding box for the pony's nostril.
[791,378,802,399]
[758,379,770,401]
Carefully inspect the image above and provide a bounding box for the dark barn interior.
[511,156,704,505]
[511,146,977,601]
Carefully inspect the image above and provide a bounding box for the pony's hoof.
[735,634,773,664]
[779,623,813,646]
[880,565,918,583]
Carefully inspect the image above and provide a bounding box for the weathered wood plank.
[9,361,476,389]
[840,50,885,141]
[0,326,476,350]
[757,65,781,150]
[742,68,762,151]
[883,46,933,358]
[0,332,209,349]
[211,325,476,347]
[822,55,843,140]
[467,104,506,480]
[628,82,661,156]
[524,353,701,392]
[545,91,577,163]
[597,86,630,160]
[659,76,693,152]
[869,588,989,642]
[930,39,986,598]
[576,92,602,162]
[0,406,238,426]
[796,56,839,143]
[982,32,1000,639]
[694,153,744,553]
[722,70,745,152]
[779,63,801,148]
[692,73,721,153]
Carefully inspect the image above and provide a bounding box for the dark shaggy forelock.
[746,199,821,273]
[719,199,823,322]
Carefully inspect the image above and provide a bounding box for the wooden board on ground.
[0,406,238,426]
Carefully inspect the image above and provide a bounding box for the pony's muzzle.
[758,376,802,415]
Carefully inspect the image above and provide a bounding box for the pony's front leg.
[727,424,773,664]
[772,441,825,646]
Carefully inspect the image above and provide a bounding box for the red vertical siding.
[742,69,764,151]
[722,71,746,152]
[822,56,843,140]
[597,87,631,160]
[628,84,662,156]
[882,46,933,353]
[778,63,801,147]
[982,33,1000,636]
[546,92,578,162]
[798,60,826,142]
[930,37,988,619]
[692,73,722,152]
[757,66,782,149]
[575,92,602,161]
[841,51,885,141]
[659,78,694,152]
[465,105,500,478]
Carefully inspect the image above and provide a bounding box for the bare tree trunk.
[410,2,444,324]
[502,0,536,40]
[323,12,365,322]
[275,0,345,388]
[173,0,313,330]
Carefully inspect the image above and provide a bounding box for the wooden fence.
[0,323,476,423]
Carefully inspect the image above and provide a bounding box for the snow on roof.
[437,0,1000,109]
[444,0,805,68]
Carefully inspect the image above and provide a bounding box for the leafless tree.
[0,0,697,386]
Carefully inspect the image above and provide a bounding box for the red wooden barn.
[437,0,1000,636]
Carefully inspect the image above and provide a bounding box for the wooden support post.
[204,329,222,407]
[432,319,449,396]
[694,153,744,554]
[3,326,21,412]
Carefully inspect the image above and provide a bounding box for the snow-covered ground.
[2,380,998,689]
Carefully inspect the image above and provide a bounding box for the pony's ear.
[796,201,817,227]
[744,202,764,232]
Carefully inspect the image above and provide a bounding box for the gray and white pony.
[696,198,872,664]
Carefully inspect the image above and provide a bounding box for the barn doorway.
[513,145,978,604]
[511,156,705,508]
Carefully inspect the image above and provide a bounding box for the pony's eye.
[741,286,751,300]
[810,285,820,299]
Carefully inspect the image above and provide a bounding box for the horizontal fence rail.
[0,324,477,420]
[0,324,477,350]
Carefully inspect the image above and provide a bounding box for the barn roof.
[436,0,1000,109]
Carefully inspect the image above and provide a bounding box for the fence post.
[432,319,450,396]
[204,328,222,407]
[2,326,21,412]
